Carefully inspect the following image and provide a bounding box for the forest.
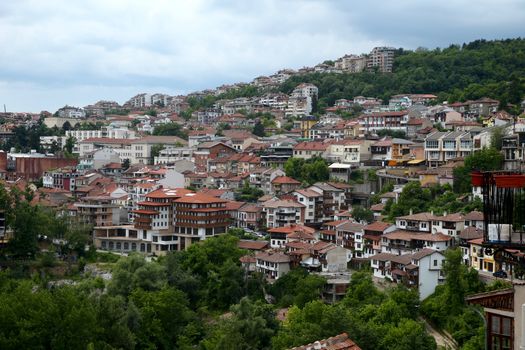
[280,38,525,113]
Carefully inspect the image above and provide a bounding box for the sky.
[0,0,524,113]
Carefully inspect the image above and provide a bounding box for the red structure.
[14,157,78,181]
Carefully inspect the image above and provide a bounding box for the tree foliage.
[284,157,329,186]
[280,39,525,113]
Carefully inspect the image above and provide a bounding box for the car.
[493,270,508,278]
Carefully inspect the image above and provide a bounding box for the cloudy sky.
[1,0,524,112]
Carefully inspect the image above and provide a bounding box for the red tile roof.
[271,176,301,185]
[174,192,228,204]
[293,141,328,151]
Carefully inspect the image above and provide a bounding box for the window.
[433,259,438,267]
[489,314,512,350]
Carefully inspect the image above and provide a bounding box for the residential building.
[424,131,473,167]
[359,111,409,133]
[262,199,305,228]
[367,47,396,72]
[255,251,290,280]
[173,192,230,250]
[75,195,128,227]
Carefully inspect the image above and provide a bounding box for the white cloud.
[0,0,524,112]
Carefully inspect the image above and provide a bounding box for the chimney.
[409,208,413,215]
[443,211,447,217]
[431,210,434,216]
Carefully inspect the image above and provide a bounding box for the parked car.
[493,270,508,278]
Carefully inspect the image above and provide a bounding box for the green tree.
[252,121,266,137]
[351,206,374,223]
[64,136,76,155]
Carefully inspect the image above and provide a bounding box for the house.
[293,141,328,159]
[458,226,483,266]
[363,221,395,260]
[300,241,351,273]
[271,176,301,195]
[293,188,323,224]
[262,199,305,228]
[255,251,290,280]
[194,142,237,173]
[469,238,498,274]
[381,229,452,255]
[237,203,263,230]
[267,224,315,248]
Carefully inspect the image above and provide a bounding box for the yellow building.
[469,238,498,273]
[299,115,318,139]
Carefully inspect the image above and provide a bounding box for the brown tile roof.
[238,240,269,251]
[293,141,328,151]
[271,176,301,185]
[370,203,385,211]
[255,251,290,263]
[460,226,484,240]
[239,255,256,263]
[290,333,361,350]
[268,224,315,234]
[294,188,322,197]
[364,221,392,232]
[397,212,434,221]
[411,248,441,260]
[464,210,484,221]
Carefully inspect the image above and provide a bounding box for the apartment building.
[359,111,409,133]
[66,127,136,144]
[131,136,188,165]
[173,192,230,250]
[293,188,323,224]
[335,54,367,73]
[75,195,128,227]
[262,199,305,228]
[367,47,396,73]
[424,131,473,167]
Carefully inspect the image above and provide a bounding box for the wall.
[15,157,78,181]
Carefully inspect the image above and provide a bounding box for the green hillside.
[280,38,525,113]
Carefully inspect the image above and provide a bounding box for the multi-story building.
[173,192,230,250]
[310,182,345,222]
[75,196,128,227]
[370,249,445,300]
[262,199,305,228]
[293,141,328,159]
[42,166,80,191]
[335,54,367,73]
[293,188,323,224]
[367,47,396,72]
[124,93,152,109]
[424,131,473,167]
[255,251,290,280]
[131,136,188,165]
[359,111,409,134]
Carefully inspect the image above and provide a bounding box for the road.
[419,317,458,350]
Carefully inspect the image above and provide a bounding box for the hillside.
[279,38,525,112]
